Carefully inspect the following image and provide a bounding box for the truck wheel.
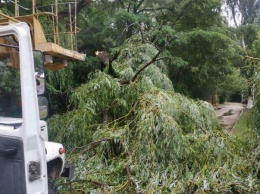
[48,180,57,194]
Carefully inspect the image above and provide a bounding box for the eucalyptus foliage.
[48,38,260,193]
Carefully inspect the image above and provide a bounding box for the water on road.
[215,102,245,132]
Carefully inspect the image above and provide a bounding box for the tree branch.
[131,50,162,82]
[151,1,193,42]
[245,56,260,61]
[136,0,145,10]
[68,138,112,154]
[181,111,207,134]
[137,7,172,14]
[58,0,93,16]
[109,51,120,64]
[116,23,138,41]
[118,0,125,8]
[124,36,176,84]
[172,0,193,26]
[56,178,117,191]
[108,51,120,78]
[127,2,131,13]
[76,0,93,14]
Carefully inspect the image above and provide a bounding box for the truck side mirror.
[33,50,45,95]
[38,96,48,119]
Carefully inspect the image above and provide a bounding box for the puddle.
[222,110,233,116]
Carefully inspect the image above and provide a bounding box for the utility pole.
[32,0,35,15]
[14,0,18,16]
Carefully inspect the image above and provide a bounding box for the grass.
[232,109,253,141]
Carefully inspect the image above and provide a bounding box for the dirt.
[215,102,245,132]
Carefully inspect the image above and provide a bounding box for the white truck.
[0,22,71,193]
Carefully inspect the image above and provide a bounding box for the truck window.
[33,50,45,95]
[0,44,22,118]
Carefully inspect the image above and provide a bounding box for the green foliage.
[46,57,100,114]
[218,68,248,102]
[252,67,260,133]
[0,63,22,117]
[237,24,260,49]
[48,38,260,193]
[170,29,241,99]
[247,32,260,132]
[41,0,260,193]
[48,40,174,146]
[53,75,260,193]
[0,65,20,93]
[74,0,242,102]
[174,0,223,31]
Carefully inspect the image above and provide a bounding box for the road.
[215,102,245,132]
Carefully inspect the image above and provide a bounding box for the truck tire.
[48,180,57,194]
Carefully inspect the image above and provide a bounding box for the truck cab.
[0,23,65,194]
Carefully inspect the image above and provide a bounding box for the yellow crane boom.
[0,0,86,70]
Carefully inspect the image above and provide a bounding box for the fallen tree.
[48,36,260,193]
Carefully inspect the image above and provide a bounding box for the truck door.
[0,23,48,194]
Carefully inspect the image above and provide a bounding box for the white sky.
[221,3,242,27]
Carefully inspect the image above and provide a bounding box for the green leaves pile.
[48,40,260,193]
[41,0,260,193]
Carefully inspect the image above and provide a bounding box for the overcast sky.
[221,3,242,27]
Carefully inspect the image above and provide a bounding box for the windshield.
[0,39,22,118]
